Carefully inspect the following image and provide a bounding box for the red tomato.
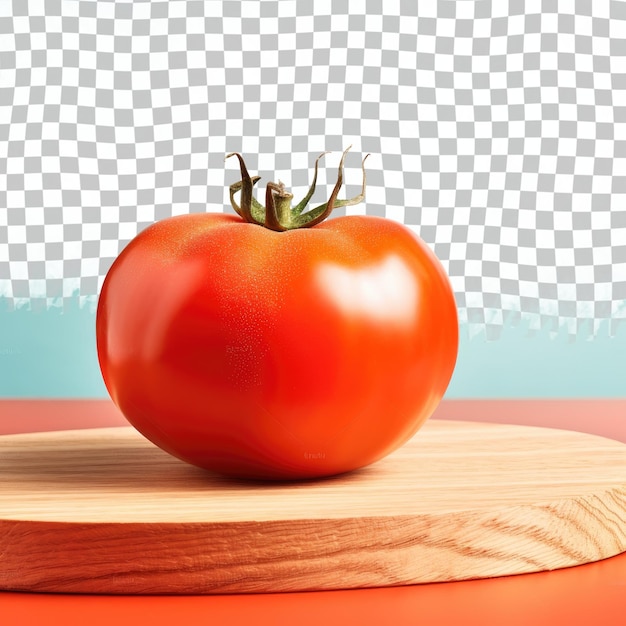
[96,150,458,479]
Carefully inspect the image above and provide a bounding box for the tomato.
[96,149,458,479]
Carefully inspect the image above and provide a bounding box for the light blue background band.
[1,299,624,399]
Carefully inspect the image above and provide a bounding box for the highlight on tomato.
[96,147,459,479]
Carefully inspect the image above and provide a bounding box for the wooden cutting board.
[1,420,626,595]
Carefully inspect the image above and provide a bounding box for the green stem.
[264,182,291,232]
[226,147,368,232]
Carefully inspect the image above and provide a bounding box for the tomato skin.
[96,213,458,479]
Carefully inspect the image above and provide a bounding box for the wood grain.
[1,420,626,594]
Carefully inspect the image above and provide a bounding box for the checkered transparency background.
[1,0,626,340]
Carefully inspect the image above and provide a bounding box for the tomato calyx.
[225,146,370,232]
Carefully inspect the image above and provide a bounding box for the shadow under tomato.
[0,430,376,495]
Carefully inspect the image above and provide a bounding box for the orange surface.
[1,399,626,625]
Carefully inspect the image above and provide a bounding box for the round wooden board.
[1,420,626,595]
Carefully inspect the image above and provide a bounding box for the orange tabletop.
[1,399,626,626]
